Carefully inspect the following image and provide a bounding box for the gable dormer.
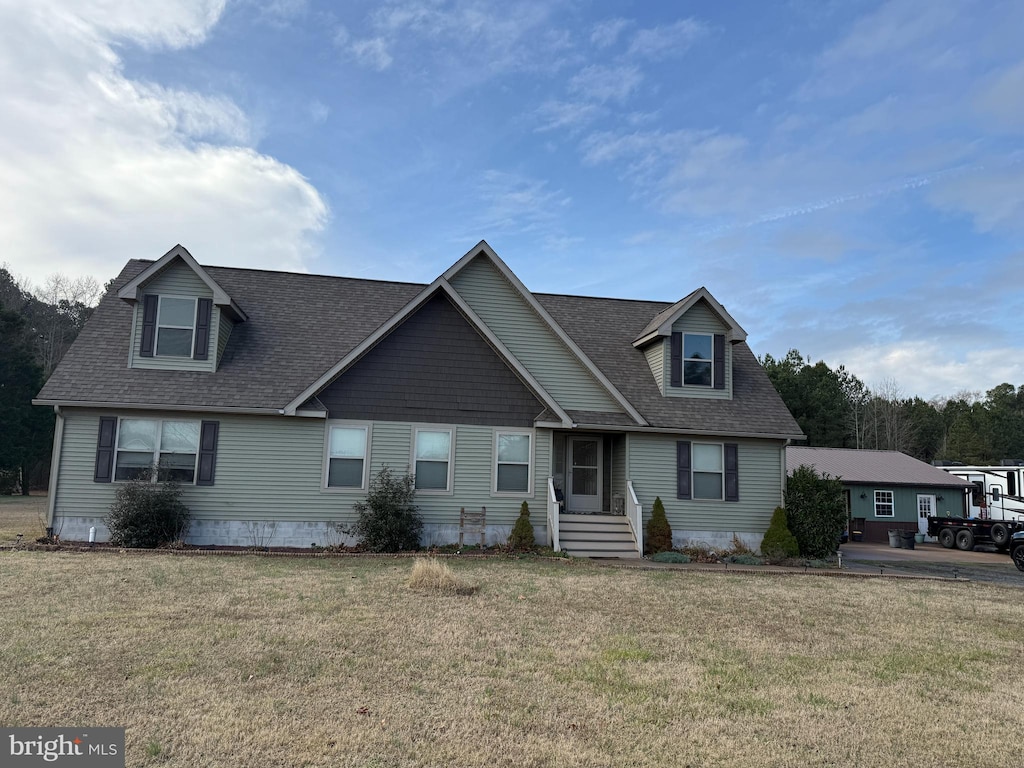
[117,245,246,372]
[633,287,746,400]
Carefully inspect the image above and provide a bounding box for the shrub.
[352,466,422,552]
[760,506,799,562]
[725,553,764,566]
[652,550,690,564]
[785,465,846,558]
[645,496,672,555]
[106,474,190,548]
[408,558,478,595]
[508,501,536,551]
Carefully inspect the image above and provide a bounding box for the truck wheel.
[1012,546,1024,573]
[990,523,1009,548]
[939,528,956,549]
[955,529,975,551]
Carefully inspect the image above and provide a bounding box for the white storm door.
[568,437,602,513]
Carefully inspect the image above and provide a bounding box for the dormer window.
[156,296,197,357]
[683,334,713,386]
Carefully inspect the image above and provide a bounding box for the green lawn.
[1,552,1021,767]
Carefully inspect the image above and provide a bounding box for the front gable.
[445,245,644,423]
[317,292,545,426]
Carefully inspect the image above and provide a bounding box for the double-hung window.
[326,425,368,489]
[115,418,200,482]
[692,443,724,500]
[494,431,531,494]
[156,296,197,357]
[414,428,452,491]
[874,490,894,517]
[683,334,713,386]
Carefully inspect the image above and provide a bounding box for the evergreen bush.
[760,506,799,562]
[785,465,847,558]
[508,501,535,551]
[651,550,690,564]
[352,466,422,552]
[645,496,673,555]
[106,474,190,548]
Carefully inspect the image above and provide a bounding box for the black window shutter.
[196,421,219,486]
[713,334,726,390]
[94,416,117,483]
[140,294,158,357]
[676,440,691,499]
[724,443,739,501]
[193,298,212,360]
[670,332,682,387]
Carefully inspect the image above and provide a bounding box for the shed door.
[917,494,935,536]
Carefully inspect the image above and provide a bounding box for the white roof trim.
[443,241,649,427]
[282,278,573,425]
[632,287,746,347]
[116,244,248,321]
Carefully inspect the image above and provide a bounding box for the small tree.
[508,501,535,551]
[352,466,422,552]
[760,506,799,562]
[106,474,190,548]
[785,465,847,558]
[645,496,673,555]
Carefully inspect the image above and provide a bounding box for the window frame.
[692,442,724,501]
[682,332,714,388]
[155,294,197,358]
[411,426,455,495]
[113,417,200,484]
[874,490,894,518]
[492,429,534,497]
[322,421,371,491]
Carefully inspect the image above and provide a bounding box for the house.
[35,241,803,557]
[786,446,973,543]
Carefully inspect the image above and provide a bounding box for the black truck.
[1011,531,1024,572]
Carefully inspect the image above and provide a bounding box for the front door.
[568,437,602,513]
[917,494,935,536]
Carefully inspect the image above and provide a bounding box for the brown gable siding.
[317,293,543,426]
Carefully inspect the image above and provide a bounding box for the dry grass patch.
[0,493,47,543]
[407,557,479,595]
[1,552,1022,768]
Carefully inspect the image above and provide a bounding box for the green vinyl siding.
[53,409,550,531]
[644,341,665,395]
[846,485,964,524]
[216,310,233,366]
[130,259,217,373]
[668,300,732,400]
[627,432,783,533]
[449,255,623,413]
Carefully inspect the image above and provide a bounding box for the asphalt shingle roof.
[38,258,804,438]
[786,446,974,488]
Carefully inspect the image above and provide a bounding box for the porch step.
[558,514,640,559]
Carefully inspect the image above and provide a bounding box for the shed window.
[874,490,894,517]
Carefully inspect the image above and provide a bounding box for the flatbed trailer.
[928,515,1024,551]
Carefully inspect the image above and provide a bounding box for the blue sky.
[2,0,1023,399]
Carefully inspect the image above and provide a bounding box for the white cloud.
[590,17,630,48]
[626,19,709,60]
[927,162,1024,234]
[534,100,602,132]
[974,60,1024,130]
[349,36,393,71]
[569,64,643,104]
[474,169,571,235]
[0,0,328,285]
